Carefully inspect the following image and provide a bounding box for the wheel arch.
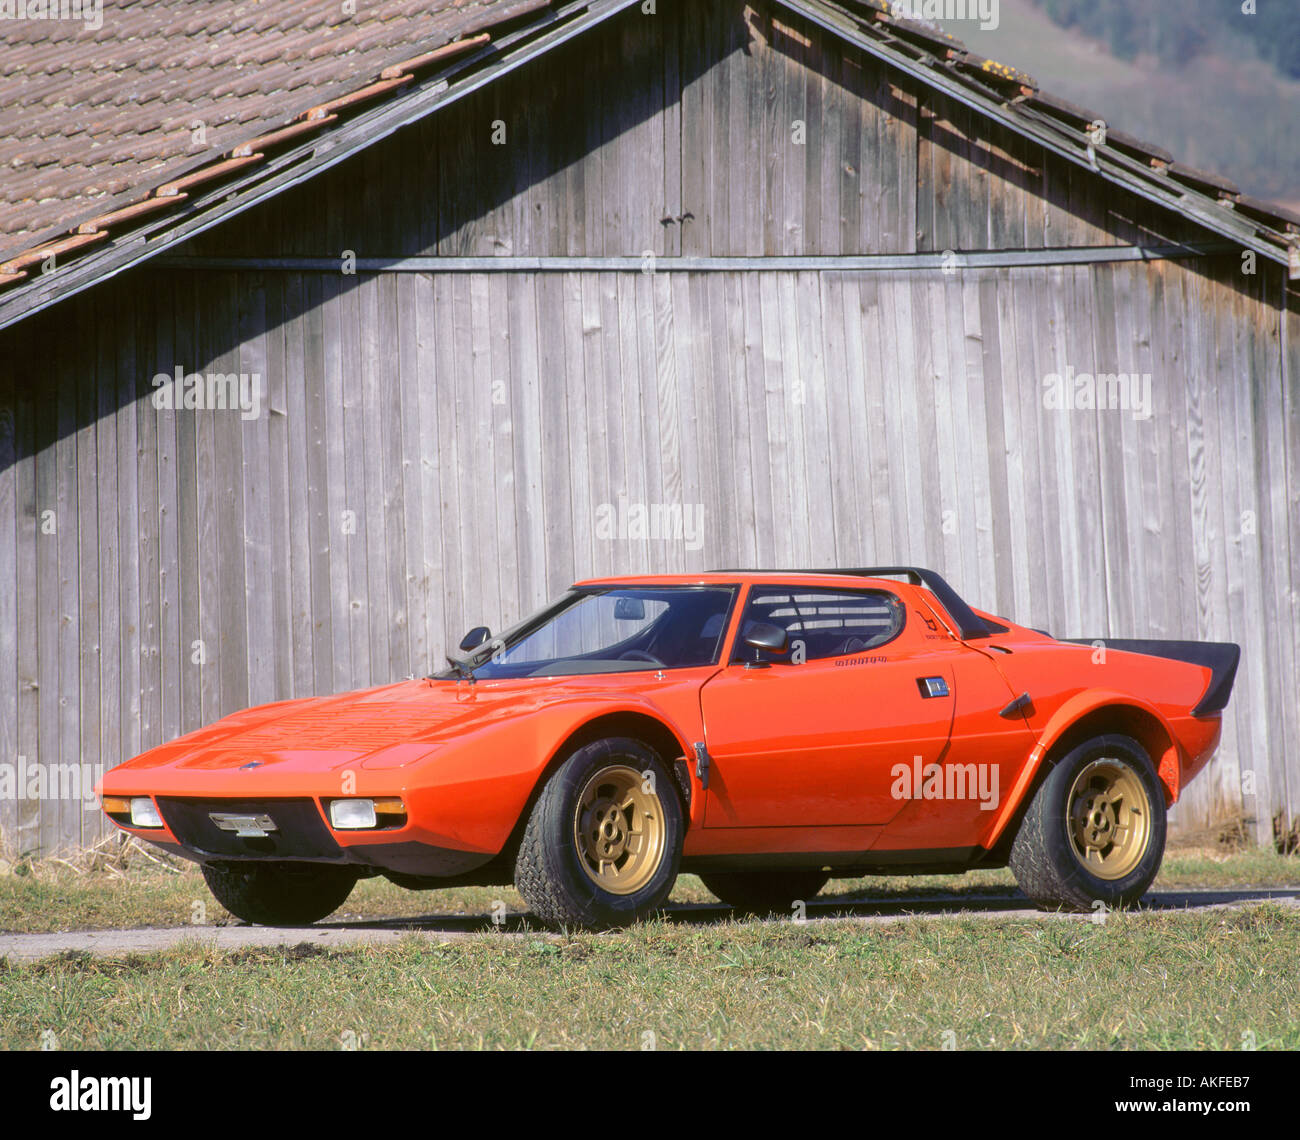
[985,694,1180,859]
[497,709,693,868]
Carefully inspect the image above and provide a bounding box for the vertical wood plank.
[361,274,394,683]
[75,296,102,844]
[0,348,18,847]
[976,272,1014,611]
[13,336,40,852]
[116,277,143,776]
[397,274,429,674]
[507,273,545,614]
[378,272,409,680]
[434,273,467,633]
[338,274,367,689]
[1009,268,1054,631]
[154,278,182,751]
[135,286,162,800]
[261,274,293,701]
[240,272,274,707]
[660,0,683,260]
[280,272,314,697]
[211,275,249,717]
[821,272,860,560]
[678,0,712,257]
[302,272,336,695]
[756,273,789,565]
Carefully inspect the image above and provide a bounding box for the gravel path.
[1,888,1295,962]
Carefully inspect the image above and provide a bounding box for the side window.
[737,588,906,663]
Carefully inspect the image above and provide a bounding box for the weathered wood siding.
[194,0,1203,260]
[0,0,1294,853]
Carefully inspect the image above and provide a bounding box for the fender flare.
[983,689,1182,851]
[533,698,694,770]
[520,697,699,825]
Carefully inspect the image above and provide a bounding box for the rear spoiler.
[1063,639,1240,717]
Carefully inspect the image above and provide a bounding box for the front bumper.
[110,795,496,878]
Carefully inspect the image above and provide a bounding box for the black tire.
[1009,733,1166,912]
[514,737,683,930]
[699,870,830,914]
[202,862,360,926]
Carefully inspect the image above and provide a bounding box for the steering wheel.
[619,649,664,666]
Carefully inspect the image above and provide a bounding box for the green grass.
[0,847,1295,934]
[2,846,1294,1049]
[2,907,1296,1050]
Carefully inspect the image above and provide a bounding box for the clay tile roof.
[0,0,548,258]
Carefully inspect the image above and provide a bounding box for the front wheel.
[514,737,683,929]
[202,862,360,926]
[699,870,830,914]
[1009,734,1166,912]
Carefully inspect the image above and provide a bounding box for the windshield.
[443,586,737,679]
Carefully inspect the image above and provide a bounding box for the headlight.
[329,799,377,829]
[328,798,406,830]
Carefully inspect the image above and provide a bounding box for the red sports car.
[97,567,1238,929]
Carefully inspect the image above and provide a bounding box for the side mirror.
[459,626,491,652]
[742,622,788,667]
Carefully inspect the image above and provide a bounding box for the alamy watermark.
[0,0,102,30]
[894,0,999,32]
[151,367,263,421]
[0,756,102,809]
[1041,365,1152,421]
[594,495,706,552]
[891,754,1000,811]
[49,1071,151,1121]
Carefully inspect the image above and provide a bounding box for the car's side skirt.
[681,845,994,876]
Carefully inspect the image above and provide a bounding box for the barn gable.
[174,0,1217,263]
[2,0,1295,320]
[0,0,1297,855]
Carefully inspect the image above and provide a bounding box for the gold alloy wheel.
[573,763,666,895]
[1067,758,1152,880]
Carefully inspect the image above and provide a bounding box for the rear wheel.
[514,737,683,929]
[1009,734,1166,912]
[699,870,830,914]
[202,862,360,926]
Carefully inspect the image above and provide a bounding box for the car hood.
[110,678,563,776]
[105,673,687,782]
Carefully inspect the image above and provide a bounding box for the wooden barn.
[1,0,1297,855]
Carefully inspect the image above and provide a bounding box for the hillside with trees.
[936,0,1300,208]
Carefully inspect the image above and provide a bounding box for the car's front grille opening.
[156,797,342,859]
